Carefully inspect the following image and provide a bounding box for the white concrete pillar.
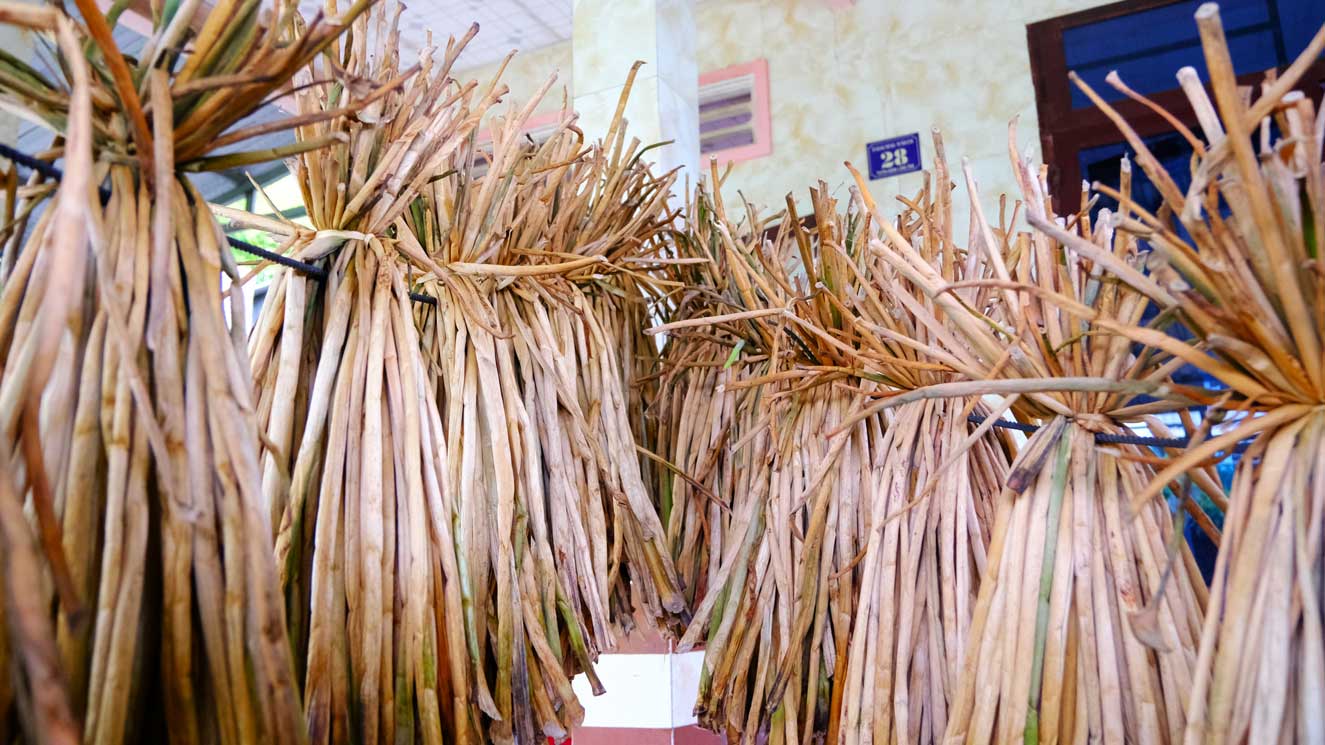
[569,621,720,744]
[572,0,699,181]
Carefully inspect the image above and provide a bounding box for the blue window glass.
[1063,0,1316,109]
[1046,0,1319,578]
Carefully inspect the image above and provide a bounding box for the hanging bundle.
[653,175,878,744]
[829,135,1018,745]
[655,151,1014,744]
[843,126,1218,743]
[0,1,369,743]
[1062,5,1325,741]
[244,6,499,744]
[398,65,685,742]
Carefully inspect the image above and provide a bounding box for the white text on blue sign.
[866,134,922,180]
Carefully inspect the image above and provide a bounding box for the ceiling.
[301,0,572,72]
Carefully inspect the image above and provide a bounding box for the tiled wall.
[459,0,1109,227]
[694,0,1105,227]
[461,41,575,121]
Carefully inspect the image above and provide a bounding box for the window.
[1027,0,1322,576]
[699,59,772,164]
[1027,0,1325,214]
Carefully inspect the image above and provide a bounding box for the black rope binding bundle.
[0,142,437,306]
[963,413,1226,450]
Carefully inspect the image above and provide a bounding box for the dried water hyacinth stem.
[0,2,373,743]
[654,178,876,744]
[1057,5,1325,741]
[0,8,90,744]
[262,242,465,745]
[827,136,1025,745]
[842,123,1216,743]
[398,64,684,742]
[655,164,1013,744]
[243,7,500,744]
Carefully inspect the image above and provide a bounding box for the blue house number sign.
[866,133,922,180]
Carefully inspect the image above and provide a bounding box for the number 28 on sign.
[866,133,922,180]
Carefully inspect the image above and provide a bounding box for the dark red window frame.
[1027,0,1325,215]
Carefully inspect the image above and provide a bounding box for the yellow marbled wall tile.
[453,0,1109,219]
[459,40,573,122]
[575,73,666,146]
[659,76,701,175]
[697,0,769,70]
[657,0,700,108]
[701,0,1106,217]
[573,0,660,97]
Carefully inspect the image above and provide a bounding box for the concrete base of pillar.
[568,626,725,744]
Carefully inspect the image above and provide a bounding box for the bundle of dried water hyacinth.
[828,135,1022,745]
[0,1,369,743]
[842,126,1217,743]
[243,6,500,743]
[653,177,873,744]
[395,65,684,742]
[654,154,1014,744]
[1061,5,1325,741]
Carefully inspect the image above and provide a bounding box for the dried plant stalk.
[838,121,1215,743]
[656,159,1014,743]
[1061,5,1325,741]
[399,65,686,742]
[243,7,499,744]
[832,138,1024,745]
[0,1,369,742]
